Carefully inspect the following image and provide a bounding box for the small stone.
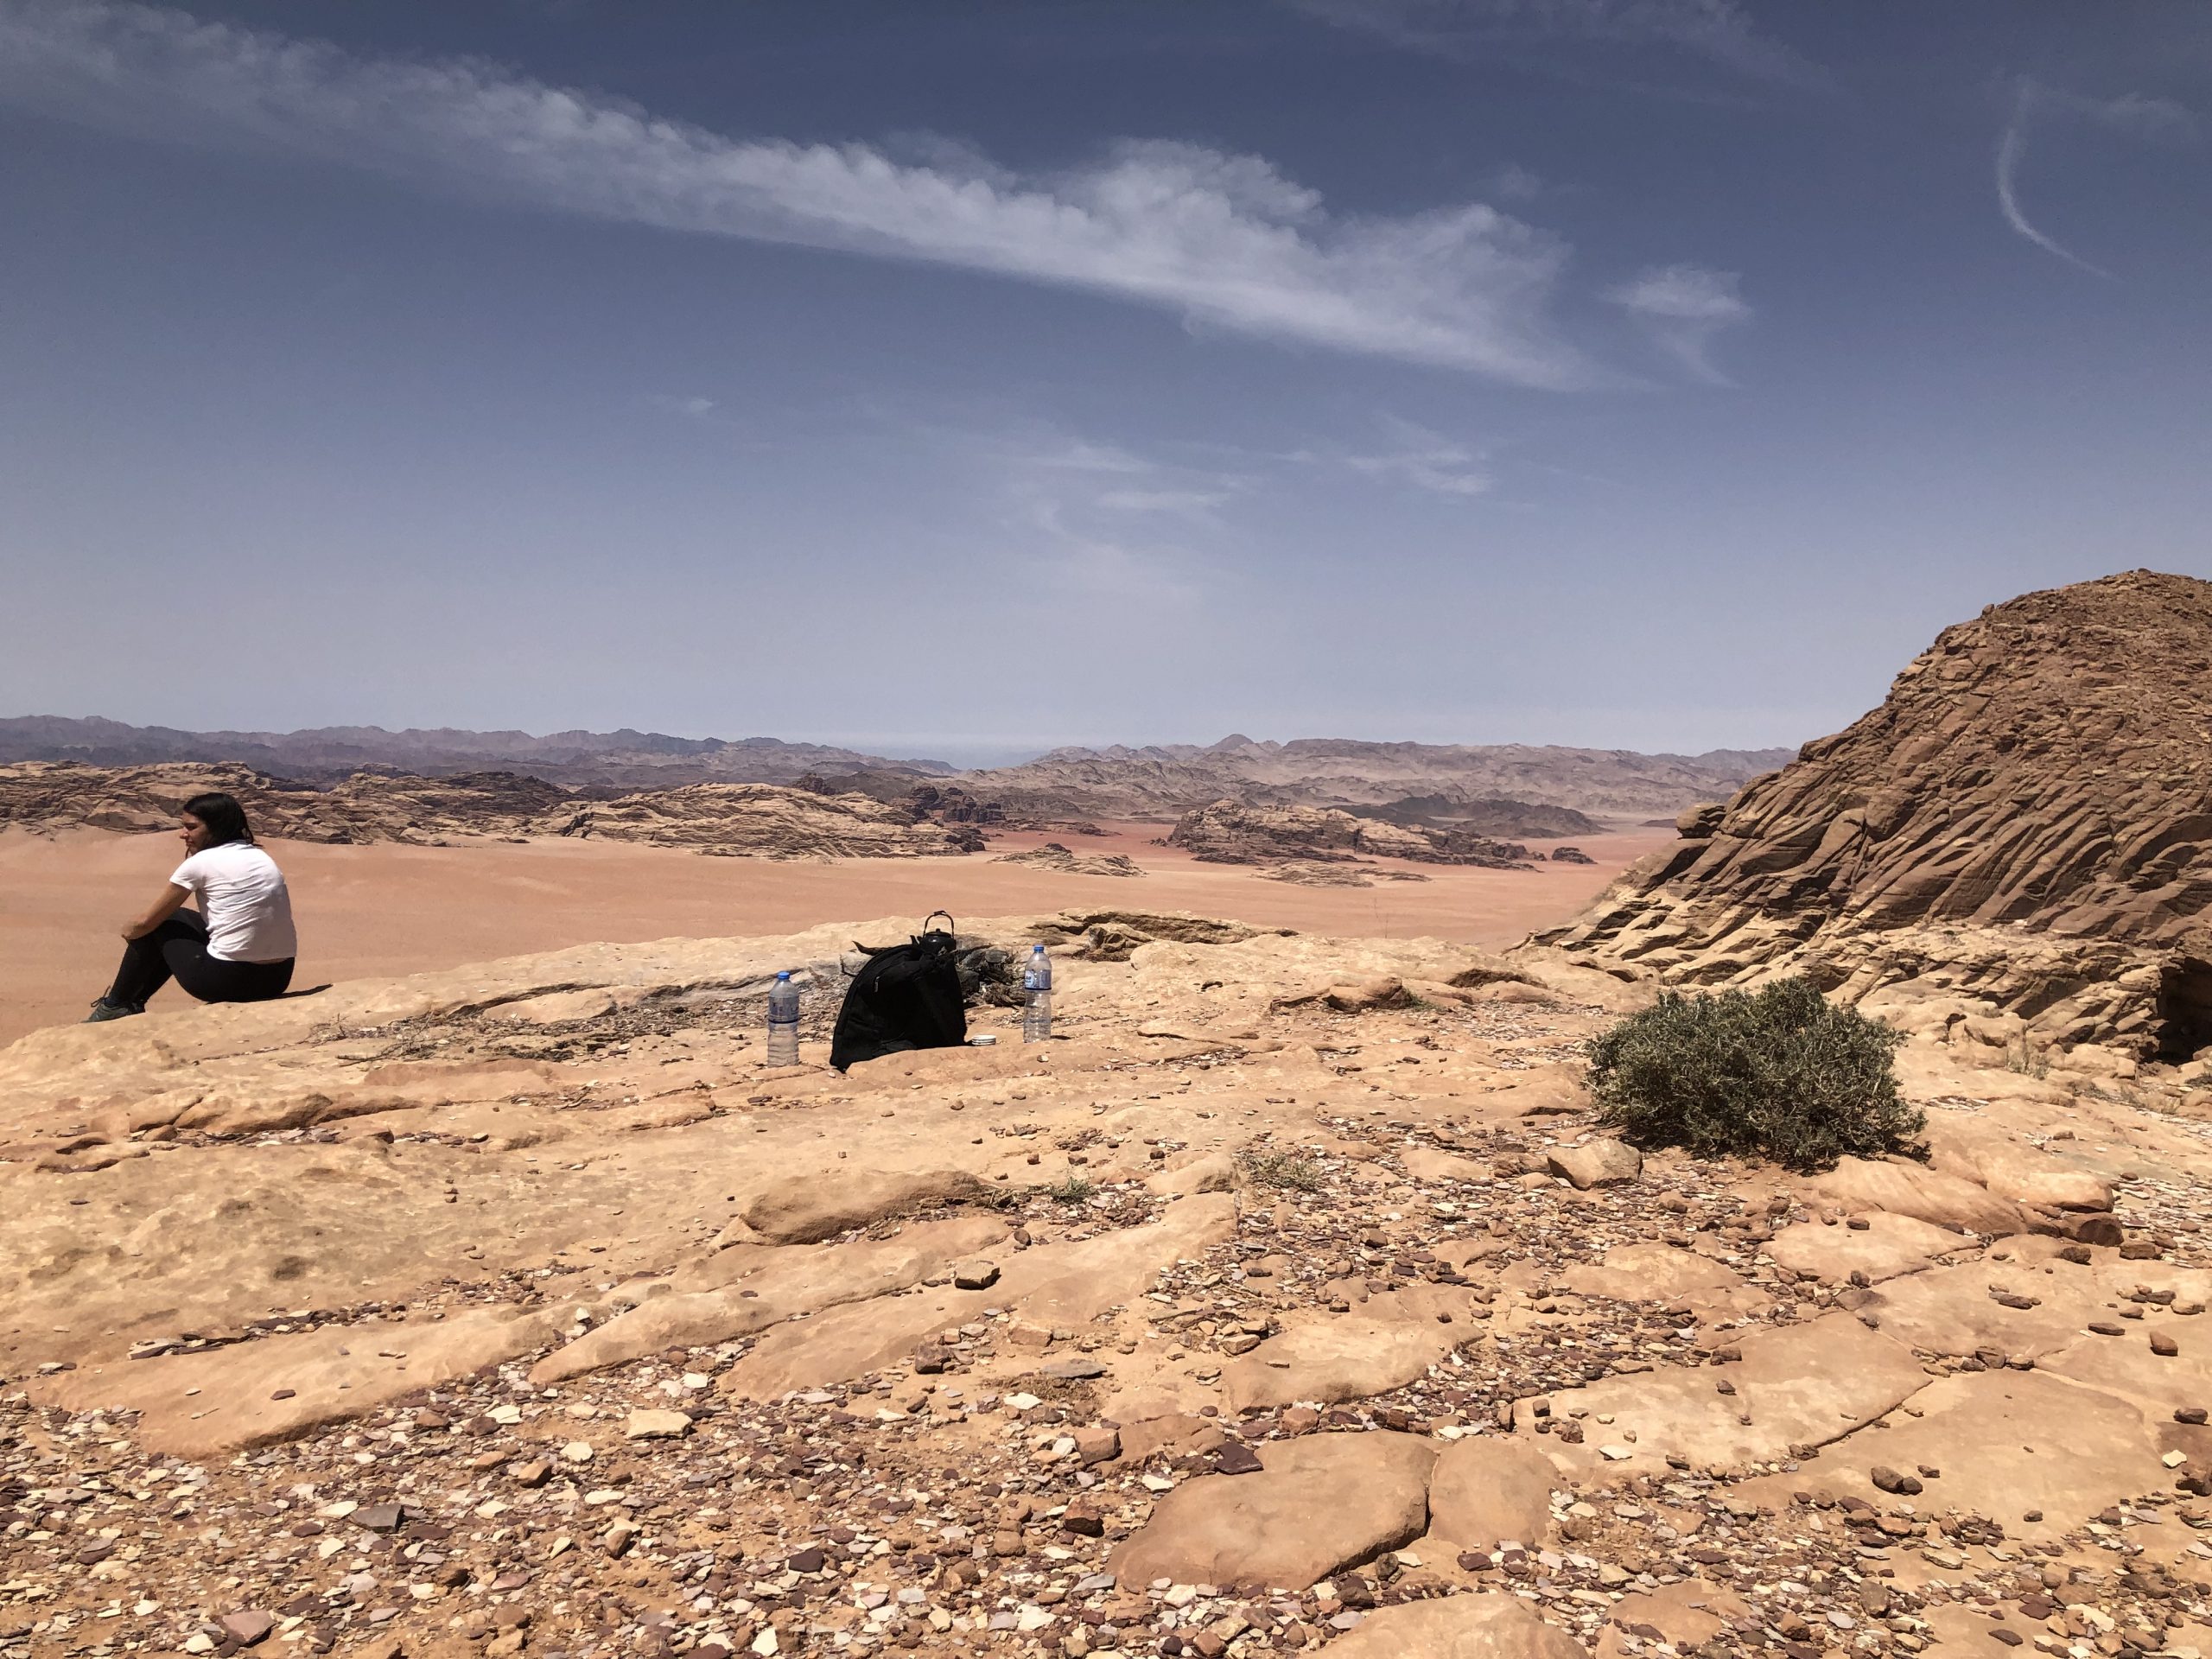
[626,1408,692,1440]
[1870,1465,1923,1496]
[1037,1357,1109,1380]
[561,1440,593,1462]
[2153,1332,2181,1357]
[1545,1140,1642,1190]
[953,1260,1001,1291]
[220,1611,276,1647]
[787,1546,826,1573]
[2176,1407,2208,1425]
[1074,1427,1120,1465]
[1213,1442,1262,1475]
[1060,1506,1105,1537]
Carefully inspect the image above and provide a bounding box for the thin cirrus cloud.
[1605,263,1751,384]
[1341,418,1492,497]
[1995,78,2199,279]
[1289,0,1809,86]
[0,0,1618,390]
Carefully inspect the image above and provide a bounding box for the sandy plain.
[0,820,1666,1046]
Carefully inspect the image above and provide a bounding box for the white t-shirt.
[170,842,298,963]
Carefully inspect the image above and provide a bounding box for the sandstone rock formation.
[0,760,977,858]
[6,902,2212,1657]
[1168,800,1534,868]
[990,842,1144,877]
[1541,571,2212,1062]
[962,734,1791,822]
[1350,796,1601,839]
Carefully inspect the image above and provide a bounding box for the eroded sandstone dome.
[1542,569,2212,1060]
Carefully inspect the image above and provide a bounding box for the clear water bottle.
[1021,944,1053,1044]
[766,970,801,1066]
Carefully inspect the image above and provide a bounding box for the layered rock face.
[1168,799,1535,868]
[1542,571,2212,1060]
[0,760,976,858]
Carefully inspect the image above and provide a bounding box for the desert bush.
[1585,977,1921,1173]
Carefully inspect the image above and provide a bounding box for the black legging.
[105,913,295,1009]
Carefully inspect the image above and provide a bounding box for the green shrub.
[1585,978,1921,1173]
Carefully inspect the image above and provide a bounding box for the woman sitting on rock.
[86,791,297,1022]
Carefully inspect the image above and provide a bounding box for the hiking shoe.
[84,1000,143,1023]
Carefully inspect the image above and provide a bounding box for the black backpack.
[830,910,969,1071]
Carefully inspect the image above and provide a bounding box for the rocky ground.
[6,911,2212,1659]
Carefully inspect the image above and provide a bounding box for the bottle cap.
[776,970,791,980]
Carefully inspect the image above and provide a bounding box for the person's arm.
[123,884,192,941]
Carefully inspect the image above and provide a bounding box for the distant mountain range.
[0,715,953,790]
[0,717,1798,821]
[956,734,1798,822]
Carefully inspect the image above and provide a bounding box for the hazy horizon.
[0,708,1808,774]
[4,3,2207,753]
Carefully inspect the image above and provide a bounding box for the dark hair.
[181,791,255,847]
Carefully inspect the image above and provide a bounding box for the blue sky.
[2,1,2206,765]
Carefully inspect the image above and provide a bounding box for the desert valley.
[5,572,2212,1659]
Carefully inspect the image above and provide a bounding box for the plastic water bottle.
[1021,945,1053,1044]
[766,971,801,1066]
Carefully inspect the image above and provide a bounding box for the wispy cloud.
[1483,162,1546,203]
[924,423,1250,603]
[1995,79,2198,279]
[1341,418,1492,497]
[644,393,716,419]
[1291,0,1808,85]
[0,0,1602,387]
[1093,487,1237,514]
[1605,263,1749,384]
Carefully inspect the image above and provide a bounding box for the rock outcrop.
[1168,799,1534,868]
[990,842,1144,877]
[962,735,1792,821]
[0,760,977,857]
[1541,571,2212,1061]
